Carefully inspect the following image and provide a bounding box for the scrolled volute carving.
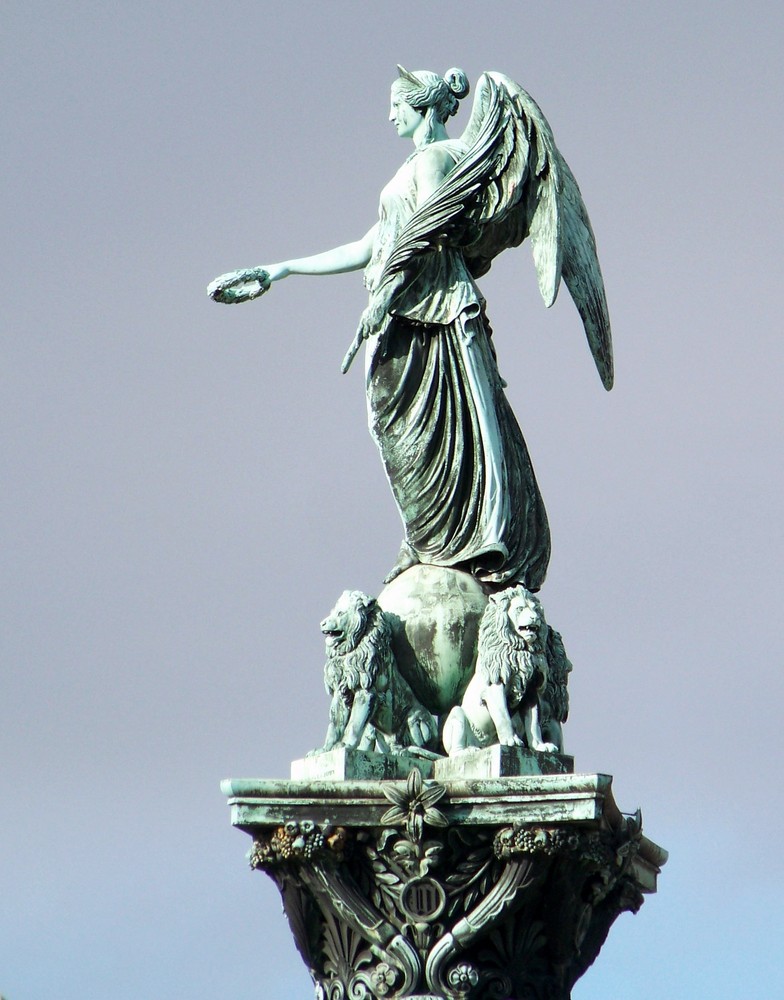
[241,792,657,999]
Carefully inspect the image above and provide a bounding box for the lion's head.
[485,586,547,651]
[502,590,548,650]
[322,590,392,694]
[321,590,377,656]
[477,585,549,695]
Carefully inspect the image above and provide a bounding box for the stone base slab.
[433,745,573,780]
[291,747,437,781]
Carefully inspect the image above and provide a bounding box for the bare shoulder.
[415,143,457,177]
[413,143,458,200]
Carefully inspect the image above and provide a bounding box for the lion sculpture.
[442,585,569,756]
[315,590,437,755]
[540,626,572,752]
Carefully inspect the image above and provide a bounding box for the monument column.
[211,64,666,998]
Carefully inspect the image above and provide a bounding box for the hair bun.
[444,68,470,100]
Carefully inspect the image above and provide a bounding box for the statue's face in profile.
[389,88,423,138]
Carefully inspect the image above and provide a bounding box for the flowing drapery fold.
[367,313,550,589]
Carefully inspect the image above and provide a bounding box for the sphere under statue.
[377,565,488,715]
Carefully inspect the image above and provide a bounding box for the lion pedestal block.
[222,771,667,1000]
[292,748,438,781]
[433,745,573,780]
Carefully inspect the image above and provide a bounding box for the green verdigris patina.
[209,67,612,593]
[213,67,665,998]
[223,772,666,1000]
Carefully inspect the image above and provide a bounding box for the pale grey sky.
[2,2,782,997]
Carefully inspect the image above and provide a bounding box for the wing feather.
[377,71,613,389]
[377,77,506,282]
[558,156,614,388]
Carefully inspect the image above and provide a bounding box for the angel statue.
[209,67,612,592]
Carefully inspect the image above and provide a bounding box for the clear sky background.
[2,2,782,997]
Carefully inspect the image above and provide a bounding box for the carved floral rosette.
[244,771,653,1000]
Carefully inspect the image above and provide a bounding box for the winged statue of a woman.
[208,67,612,593]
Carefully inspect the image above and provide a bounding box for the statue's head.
[390,66,469,143]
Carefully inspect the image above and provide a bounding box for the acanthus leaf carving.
[246,811,653,1000]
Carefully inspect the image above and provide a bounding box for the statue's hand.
[259,262,290,283]
[207,267,273,304]
[356,295,390,342]
[341,293,393,375]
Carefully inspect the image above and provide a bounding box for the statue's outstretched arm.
[208,225,377,304]
[273,224,378,278]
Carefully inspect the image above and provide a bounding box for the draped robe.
[363,141,550,590]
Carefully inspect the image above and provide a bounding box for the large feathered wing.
[377,72,613,390]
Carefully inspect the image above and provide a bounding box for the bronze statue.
[209,68,612,592]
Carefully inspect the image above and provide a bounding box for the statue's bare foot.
[383,542,419,584]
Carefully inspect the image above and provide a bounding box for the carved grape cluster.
[494,825,583,859]
[580,837,615,869]
[247,838,274,868]
[270,823,297,860]
[248,821,348,869]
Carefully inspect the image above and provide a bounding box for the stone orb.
[377,565,488,716]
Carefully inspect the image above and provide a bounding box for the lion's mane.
[324,595,394,696]
[476,588,548,705]
[544,627,571,723]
